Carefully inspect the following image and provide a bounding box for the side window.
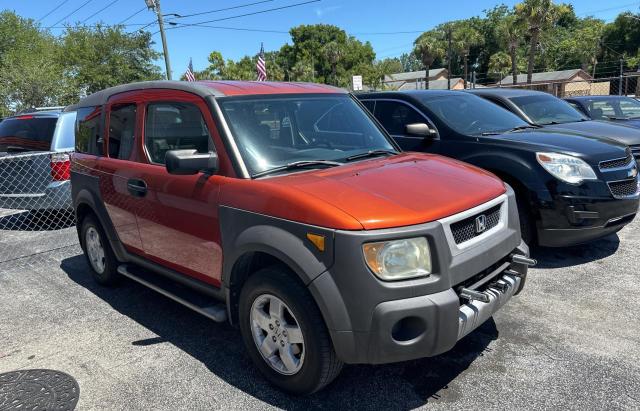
[360,99,376,114]
[108,104,137,160]
[76,106,102,155]
[374,101,425,135]
[144,102,213,164]
[590,101,615,119]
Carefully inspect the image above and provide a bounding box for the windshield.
[218,95,396,176]
[416,94,528,135]
[510,95,587,125]
[0,116,57,151]
[585,97,640,120]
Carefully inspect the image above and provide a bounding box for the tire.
[80,214,120,286]
[239,266,343,395]
[516,196,535,247]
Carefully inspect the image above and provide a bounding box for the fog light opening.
[391,316,426,343]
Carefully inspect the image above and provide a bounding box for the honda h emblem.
[475,215,487,234]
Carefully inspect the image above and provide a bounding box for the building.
[498,69,602,96]
[383,68,448,90]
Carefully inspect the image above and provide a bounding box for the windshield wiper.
[252,160,342,178]
[507,125,540,132]
[345,149,397,162]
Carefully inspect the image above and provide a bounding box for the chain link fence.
[496,74,640,98]
[0,151,75,232]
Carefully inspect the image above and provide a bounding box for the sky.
[3,0,640,78]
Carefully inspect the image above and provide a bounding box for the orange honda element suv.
[69,81,534,394]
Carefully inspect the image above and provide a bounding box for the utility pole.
[447,27,452,90]
[619,58,624,96]
[146,0,172,80]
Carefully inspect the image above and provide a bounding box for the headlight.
[363,237,431,281]
[536,152,597,184]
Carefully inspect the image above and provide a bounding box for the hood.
[491,130,629,164]
[544,120,640,146]
[221,153,506,230]
[608,118,640,130]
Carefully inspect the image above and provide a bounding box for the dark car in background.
[358,90,639,247]
[564,95,640,128]
[468,89,640,164]
[0,109,76,212]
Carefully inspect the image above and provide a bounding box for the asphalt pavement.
[0,211,639,410]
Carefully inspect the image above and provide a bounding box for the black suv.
[358,90,639,247]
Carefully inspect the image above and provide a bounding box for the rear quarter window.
[75,106,103,155]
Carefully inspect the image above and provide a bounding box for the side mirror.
[406,123,437,138]
[165,149,218,175]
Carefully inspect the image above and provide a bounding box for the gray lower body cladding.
[0,180,71,210]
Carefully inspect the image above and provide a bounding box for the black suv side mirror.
[165,149,218,175]
[406,123,437,138]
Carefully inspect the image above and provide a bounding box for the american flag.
[256,43,267,82]
[185,58,196,82]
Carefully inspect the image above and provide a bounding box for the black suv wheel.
[239,267,343,395]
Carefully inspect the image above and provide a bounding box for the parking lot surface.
[1,211,639,410]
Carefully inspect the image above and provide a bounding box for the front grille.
[608,178,639,198]
[450,204,502,244]
[599,154,633,170]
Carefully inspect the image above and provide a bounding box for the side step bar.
[117,264,227,323]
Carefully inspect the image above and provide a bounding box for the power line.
[117,7,147,25]
[578,2,640,16]
[37,0,71,23]
[81,0,121,24]
[167,23,289,34]
[48,0,95,28]
[165,0,276,20]
[161,0,321,33]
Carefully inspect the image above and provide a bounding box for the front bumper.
[0,180,72,211]
[536,194,638,247]
[309,186,528,365]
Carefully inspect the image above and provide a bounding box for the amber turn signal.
[306,233,325,252]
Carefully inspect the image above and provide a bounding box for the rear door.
[133,90,228,286]
[98,100,145,252]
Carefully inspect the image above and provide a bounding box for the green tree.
[489,51,512,83]
[60,24,162,95]
[450,20,484,88]
[205,51,225,79]
[0,12,69,115]
[515,0,559,84]
[413,31,445,89]
[495,13,523,84]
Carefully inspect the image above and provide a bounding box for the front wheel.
[239,267,343,395]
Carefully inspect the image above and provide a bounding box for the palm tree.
[489,52,512,85]
[515,0,557,84]
[451,21,484,89]
[322,41,343,86]
[496,14,523,85]
[413,32,444,90]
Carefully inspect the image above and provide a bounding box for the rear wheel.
[239,267,343,395]
[80,215,120,285]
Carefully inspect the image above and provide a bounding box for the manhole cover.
[0,369,79,410]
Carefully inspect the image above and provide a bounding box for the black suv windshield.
[0,115,57,151]
[510,94,587,125]
[416,94,528,135]
[218,95,396,176]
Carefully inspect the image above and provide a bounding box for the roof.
[360,90,469,100]
[467,88,550,98]
[395,78,464,91]
[384,68,448,83]
[67,80,345,111]
[6,110,61,119]
[499,69,592,85]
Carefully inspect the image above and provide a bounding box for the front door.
[372,99,440,153]
[134,91,227,286]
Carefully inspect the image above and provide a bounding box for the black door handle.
[127,179,147,197]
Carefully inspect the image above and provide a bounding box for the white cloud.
[315,5,342,18]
